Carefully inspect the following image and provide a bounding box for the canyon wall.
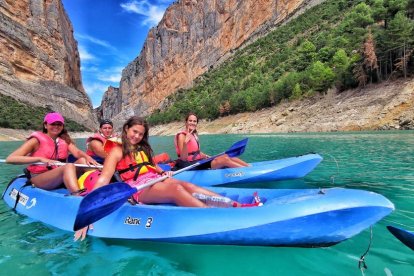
[0,0,96,129]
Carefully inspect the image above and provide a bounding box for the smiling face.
[125,124,145,146]
[100,123,113,138]
[44,122,64,137]
[185,114,198,132]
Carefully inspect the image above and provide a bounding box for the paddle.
[73,138,248,231]
[0,159,103,169]
[387,225,414,250]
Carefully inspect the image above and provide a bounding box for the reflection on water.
[0,131,413,275]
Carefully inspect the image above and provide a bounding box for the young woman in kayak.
[174,112,249,170]
[85,119,116,163]
[6,112,100,193]
[88,116,227,206]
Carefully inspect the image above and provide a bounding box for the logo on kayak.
[124,216,141,225]
[9,188,30,207]
[26,198,37,209]
[224,172,244,178]
[124,216,154,228]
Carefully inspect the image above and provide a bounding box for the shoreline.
[1,78,413,141]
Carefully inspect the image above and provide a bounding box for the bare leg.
[211,154,248,169]
[139,179,208,207]
[179,181,221,197]
[31,164,79,192]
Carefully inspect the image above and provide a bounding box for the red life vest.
[86,132,108,156]
[174,131,201,161]
[26,131,69,174]
[116,149,157,182]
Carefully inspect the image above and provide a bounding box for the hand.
[73,224,93,241]
[164,171,173,177]
[184,131,193,144]
[86,156,100,166]
[45,159,59,167]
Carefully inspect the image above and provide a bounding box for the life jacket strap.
[117,162,152,181]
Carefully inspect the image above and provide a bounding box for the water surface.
[1,131,413,275]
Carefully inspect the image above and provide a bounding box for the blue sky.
[61,0,175,108]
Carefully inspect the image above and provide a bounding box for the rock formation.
[110,0,319,126]
[96,86,122,121]
[0,0,96,129]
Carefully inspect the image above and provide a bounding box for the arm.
[68,143,100,166]
[177,133,190,161]
[88,140,107,158]
[5,138,49,164]
[92,147,122,190]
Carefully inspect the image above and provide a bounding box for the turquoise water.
[0,131,413,275]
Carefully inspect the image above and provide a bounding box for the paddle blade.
[73,182,135,231]
[225,138,248,157]
[387,225,414,250]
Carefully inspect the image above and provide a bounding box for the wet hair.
[99,119,113,128]
[121,116,154,164]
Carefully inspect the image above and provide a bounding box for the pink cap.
[44,112,65,124]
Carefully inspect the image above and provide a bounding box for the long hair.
[42,124,73,145]
[185,112,198,135]
[121,116,154,164]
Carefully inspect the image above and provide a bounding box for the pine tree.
[363,30,379,82]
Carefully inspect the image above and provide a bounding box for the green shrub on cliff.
[0,94,88,131]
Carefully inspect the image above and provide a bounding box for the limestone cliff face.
[112,0,315,124]
[96,86,122,121]
[0,0,96,129]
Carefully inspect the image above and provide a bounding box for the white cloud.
[83,82,110,107]
[78,46,95,61]
[81,65,100,72]
[95,66,123,83]
[84,82,108,96]
[98,73,122,83]
[76,34,117,51]
[120,0,170,26]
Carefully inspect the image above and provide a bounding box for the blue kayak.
[168,153,323,186]
[2,176,393,247]
[387,226,414,250]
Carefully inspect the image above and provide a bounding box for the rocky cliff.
[96,86,122,120]
[110,0,320,125]
[0,0,96,129]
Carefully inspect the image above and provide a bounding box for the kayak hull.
[387,225,414,250]
[172,153,323,186]
[3,177,393,247]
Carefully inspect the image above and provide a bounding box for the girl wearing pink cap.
[6,112,100,193]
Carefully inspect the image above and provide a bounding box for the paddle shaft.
[131,153,225,192]
[0,159,103,169]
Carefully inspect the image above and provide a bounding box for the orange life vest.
[116,150,157,182]
[85,132,108,156]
